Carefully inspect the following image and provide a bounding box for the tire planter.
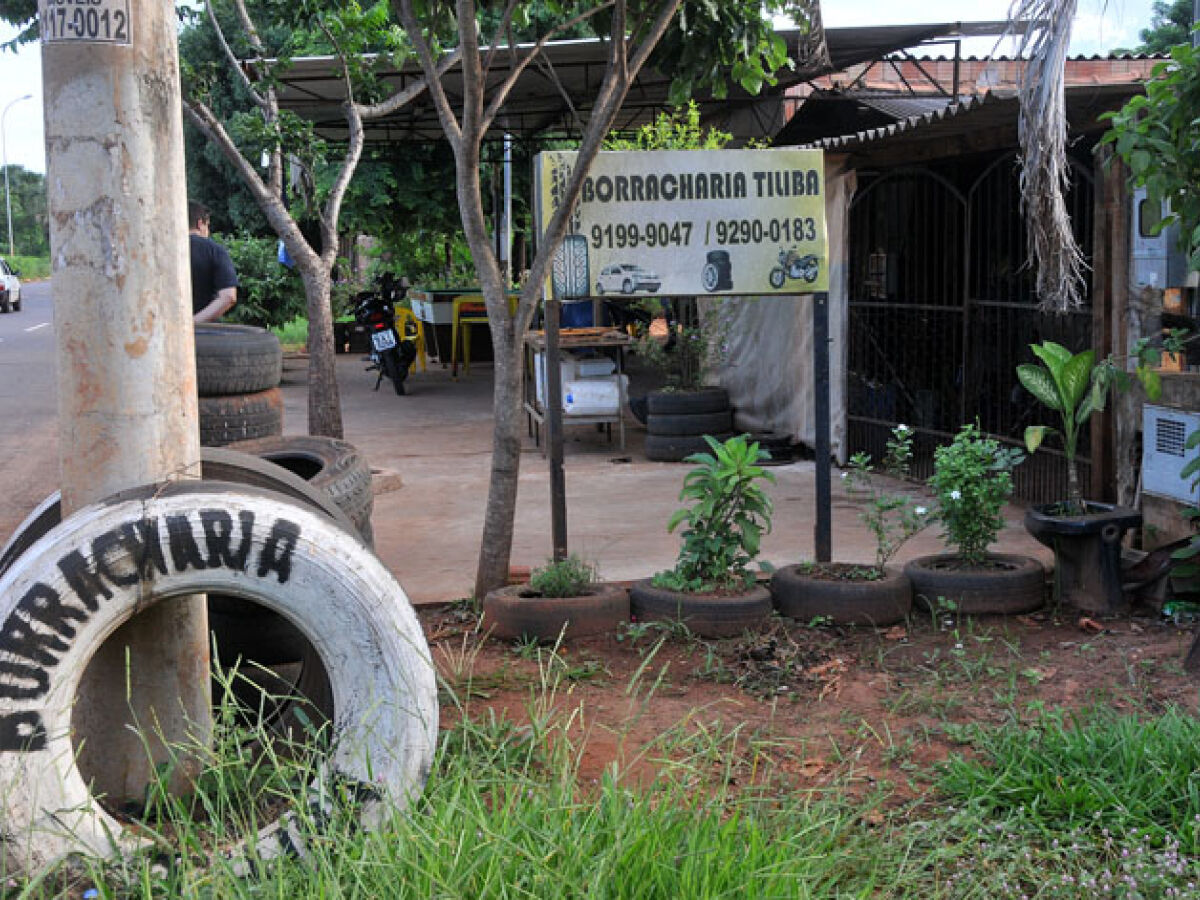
[903,553,1045,616]
[0,481,437,874]
[1024,502,1142,613]
[645,409,734,436]
[482,584,630,641]
[644,431,735,462]
[770,564,912,627]
[194,324,284,397]
[629,579,771,638]
[199,387,284,447]
[646,387,730,416]
[227,435,375,543]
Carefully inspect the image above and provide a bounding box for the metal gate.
[846,151,1095,502]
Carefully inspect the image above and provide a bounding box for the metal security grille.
[846,151,1095,503]
[1156,416,1188,457]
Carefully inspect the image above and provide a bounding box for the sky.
[0,0,1163,175]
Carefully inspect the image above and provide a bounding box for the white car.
[0,258,21,313]
[595,263,661,295]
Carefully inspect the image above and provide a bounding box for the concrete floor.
[287,351,1054,606]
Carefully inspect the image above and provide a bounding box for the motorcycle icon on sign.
[768,249,819,289]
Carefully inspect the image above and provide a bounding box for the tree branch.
[204,0,267,110]
[395,0,464,149]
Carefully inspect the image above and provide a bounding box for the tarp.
[709,155,854,463]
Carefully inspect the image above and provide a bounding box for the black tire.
[595,282,605,295]
[227,435,374,541]
[483,584,630,641]
[381,348,407,395]
[646,386,730,416]
[769,267,786,289]
[0,294,9,313]
[770,564,911,627]
[199,387,284,447]
[647,409,734,436]
[622,278,634,294]
[630,579,771,638]
[702,263,720,292]
[11,295,19,312]
[904,553,1045,615]
[195,324,283,396]
[644,431,735,462]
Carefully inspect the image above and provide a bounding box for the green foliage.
[1102,41,1200,270]
[604,100,733,151]
[0,166,47,258]
[635,298,734,390]
[219,233,307,329]
[939,705,1200,852]
[1119,0,1193,54]
[929,423,1024,565]
[6,255,48,280]
[1017,338,1178,510]
[655,434,774,592]
[527,554,598,598]
[844,424,931,572]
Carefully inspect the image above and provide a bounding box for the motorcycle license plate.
[371,329,398,352]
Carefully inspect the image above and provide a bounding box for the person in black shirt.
[189,201,238,322]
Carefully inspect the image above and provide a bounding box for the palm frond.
[1008,0,1087,313]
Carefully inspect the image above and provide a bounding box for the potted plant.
[771,425,928,626]
[904,423,1044,615]
[1017,339,1173,612]
[630,434,775,637]
[482,554,629,642]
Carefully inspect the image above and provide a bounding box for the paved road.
[0,280,59,543]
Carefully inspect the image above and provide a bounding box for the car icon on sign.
[595,263,661,294]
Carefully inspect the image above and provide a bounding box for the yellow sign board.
[534,148,828,297]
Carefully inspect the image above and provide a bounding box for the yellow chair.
[451,295,489,377]
[393,306,427,374]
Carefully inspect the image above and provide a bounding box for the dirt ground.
[420,599,1200,799]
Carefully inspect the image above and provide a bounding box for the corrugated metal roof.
[801,82,1140,153]
[855,96,957,119]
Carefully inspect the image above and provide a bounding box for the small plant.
[634,299,735,390]
[527,554,598,598]
[1018,337,1181,513]
[844,424,931,572]
[929,423,1025,565]
[653,434,774,592]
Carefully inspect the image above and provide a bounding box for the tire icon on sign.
[702,250,732,292]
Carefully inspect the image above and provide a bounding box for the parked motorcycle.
[768,249,819,289]
[354,273,417,395]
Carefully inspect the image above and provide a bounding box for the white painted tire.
[0,481,437,874]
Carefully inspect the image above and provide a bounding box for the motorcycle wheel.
[769,267,786,289]
[381,347,407,395]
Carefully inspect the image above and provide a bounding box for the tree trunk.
[474,335,525,596]
[299,265,343,438]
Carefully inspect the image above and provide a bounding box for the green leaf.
[1025,425,1048,453]
[1137,365,1163,402]
[1062,350,1096,409]
[1017,364,1062,411]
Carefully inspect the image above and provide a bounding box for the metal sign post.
[813,291,831,562]
[41,0,210,800]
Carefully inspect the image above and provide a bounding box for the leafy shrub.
[929,423,1024,565]
[654,434,774,592]
[219,234,307,329]
[528,554,597,598]
[844,424,931,572]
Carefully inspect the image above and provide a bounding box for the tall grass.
[11,662,1200,897]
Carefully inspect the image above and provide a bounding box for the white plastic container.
[563,375,626,416]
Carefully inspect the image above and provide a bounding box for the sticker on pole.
[533,148,828,298]
[39,0,131,45]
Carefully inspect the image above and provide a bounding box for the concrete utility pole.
[42,0,210,799]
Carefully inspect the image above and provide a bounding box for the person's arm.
[193,286,236,323]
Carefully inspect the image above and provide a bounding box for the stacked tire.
[196,324,284,447]
[643,386,735,462]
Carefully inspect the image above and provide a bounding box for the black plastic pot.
[1023,502,1142,614]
